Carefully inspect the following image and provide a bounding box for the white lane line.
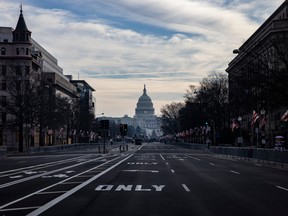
[27,154,134,216]
[0,156,107,189]
[186,155,201,161]
[182,184,190,192]
[38,191,67,195]
[230,170,240,175]
[0,155,89,177]
[60,182,83,185]
[0,206,40,212]
[209,163,215,166]
[0,156,128,211]
[276,186,288,192]
[160,154,165,161]
[171,169,175,173]
[254,164,262,167]
[123,170,159,173]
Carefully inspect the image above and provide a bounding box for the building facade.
[134,85,162,139]
[0,8,95,151]
[226,0,288,147]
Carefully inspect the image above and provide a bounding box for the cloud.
[0,0,284,116]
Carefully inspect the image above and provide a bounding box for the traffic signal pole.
[100,119,109,154]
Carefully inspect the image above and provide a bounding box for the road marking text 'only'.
[95,185,165,192]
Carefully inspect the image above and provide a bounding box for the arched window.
[1,47,6,55]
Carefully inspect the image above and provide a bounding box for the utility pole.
[100,120,109,153]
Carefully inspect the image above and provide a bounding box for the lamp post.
[237,116,243,146]
[260,109,266,148]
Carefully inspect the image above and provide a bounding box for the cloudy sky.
[0,0,285,117]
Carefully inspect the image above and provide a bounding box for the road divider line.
[37,191,67,195]
[160,154,165,161]
[209,163,215,166]
[276,186,288,192]
[0,156,108,189]
[182,184,190,192]
[171,169,175,173]
[27,154,134,216]
[186,155,201,161]
[123,170,159,173]
[0,155,130,212]
[0,206,40,212]
[230,170,240,175]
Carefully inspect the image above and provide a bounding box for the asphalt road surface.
[0,142,288,216]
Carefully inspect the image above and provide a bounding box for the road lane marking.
[171,169,175,173]
[0,156,107,189]
[123,170,159,173]
[127,162,158,165]
[60,182,83,185]
[254,164,262,167]
[230,170,240,175]
[182,184,190,192]
[0,155,91,177]
[23,154,133,216]
[209,163,215,166]
[115,185,133,191]
[186,155,201,161]
[37,191,67,195]
[276,186,288,192]
[0,206,40,212]
[95,185,165,192]
[160,154,165,160]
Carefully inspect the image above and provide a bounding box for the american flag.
[251,110,259,127]
[281,109,288,121]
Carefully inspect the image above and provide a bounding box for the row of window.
[0,65,30,77]
[1,47,30,55]
[1,80,31,91]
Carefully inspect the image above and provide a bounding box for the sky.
[0,0,285,117]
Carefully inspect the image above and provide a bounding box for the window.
[16,48,20,55]
[1,66,6,76]
[16,81,21,92]
[2,80,6,91]
[1,112,6,124]
[26,48,29,55]
[25,66,30,76]
[16,66,21,76]
[2,96,6,107]
[1,47,5,55]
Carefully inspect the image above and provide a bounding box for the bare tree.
[160,102,184,135]
[1,63,40,152]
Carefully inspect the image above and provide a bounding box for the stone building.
[0,8,95,151]
[134,85,162,139]
[226,0,288,147]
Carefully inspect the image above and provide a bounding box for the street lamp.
[233,49,241,54]
[237,116,243,146]
[260,109,266,148]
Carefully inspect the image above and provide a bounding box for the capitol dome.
[135,85,155,118]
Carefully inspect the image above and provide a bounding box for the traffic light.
[124,124,128,132]
[119,124,124,133]
[119,124,128,135]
